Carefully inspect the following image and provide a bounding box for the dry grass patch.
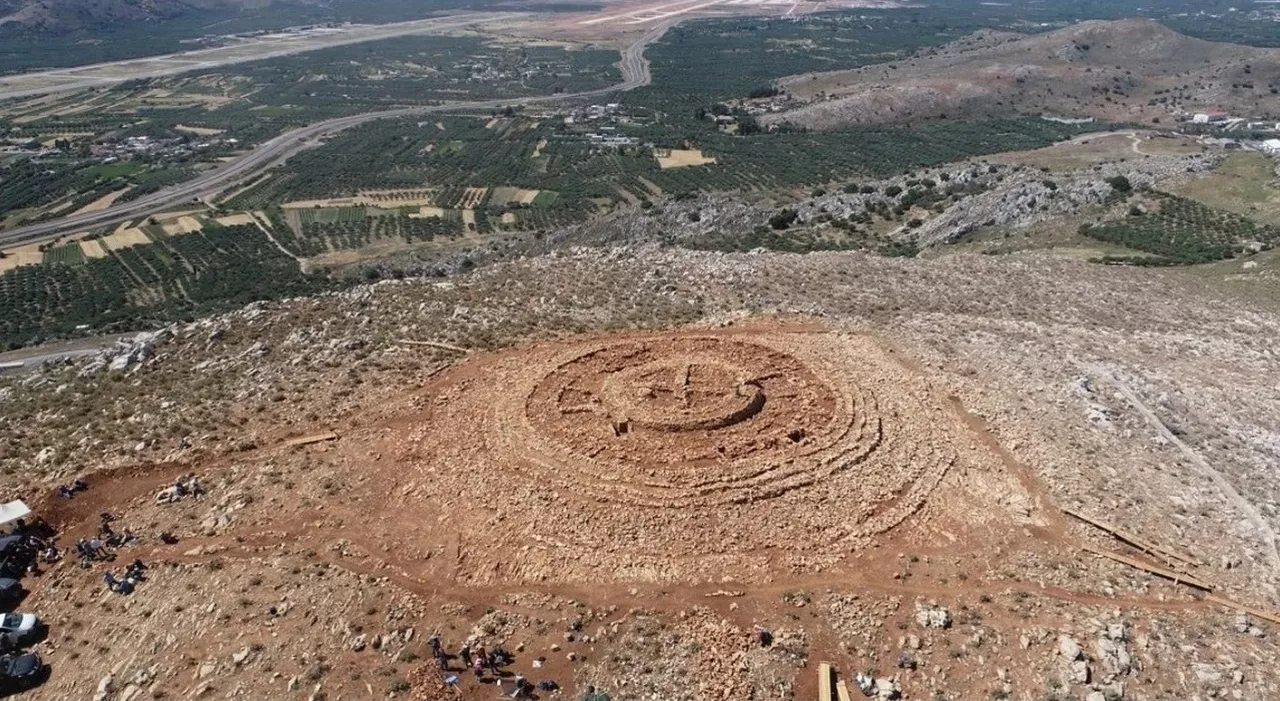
[175,124,226,136]
[102,228,152,250]
[73,187,132,215]
[1174,152,1280,225]
[988,133,1137,171]
[79,239,109,259]
[153,209,206,223]
[214,213,257,227]
[655,148,716,169]
[0,244,44,272]
[162,216,204,235]
[409,206,447,219]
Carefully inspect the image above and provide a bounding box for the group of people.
[56,479,89,499]
[2,521,57,577]
[430,635,539,697]
[73,536,110,562]
[97,513,137,548]
[155,476,205,505]
[102,559,147,595]
[73,513,142,565]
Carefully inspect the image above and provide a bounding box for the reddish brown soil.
[18,319,1252,701]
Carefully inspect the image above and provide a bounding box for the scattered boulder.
[93,674,114,701]
[1057,634,1083,661]
[1095,632,1132,677]
[914,603,951,629]
[873,677,901,700]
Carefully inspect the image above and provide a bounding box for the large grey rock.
[914,604,951,629]
[1095,631,1132,676]
[1058,634,1083,661]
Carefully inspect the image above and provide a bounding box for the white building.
[1262,139,1280,155]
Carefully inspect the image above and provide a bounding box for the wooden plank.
[399,339,469,353]
[1206,594,1280,626]
[1065,507,1203,567]
[282,432,339,448]
[818,662,834,701]
[1081,545,1213,591]
[836,680,853,701]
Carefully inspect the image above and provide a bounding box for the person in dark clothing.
[126,559,146,581]
[755,627,773,648]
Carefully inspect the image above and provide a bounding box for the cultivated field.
[655,148,717,169]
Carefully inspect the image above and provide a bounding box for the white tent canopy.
[0,500,31,528]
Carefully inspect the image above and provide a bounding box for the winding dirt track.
[0,20,675,250]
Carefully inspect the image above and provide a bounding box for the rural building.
[1262,138,1280,155]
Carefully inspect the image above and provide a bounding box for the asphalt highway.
[0,21,671,249]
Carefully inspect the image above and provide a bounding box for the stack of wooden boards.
[818,662,856,701]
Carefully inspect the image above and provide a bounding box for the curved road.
[0,21,670,249]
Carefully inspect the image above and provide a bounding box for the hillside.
[764,19,1280,130]
[0,0,257,32]
[4,243,1280,700]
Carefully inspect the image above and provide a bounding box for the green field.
[43,242,86,266]
[0,33,620,226]
[83,162,145,179]
[1083,190,1279,265]
[1175,153,1280,226]
[0,225,328,349]
[298,206,368,225]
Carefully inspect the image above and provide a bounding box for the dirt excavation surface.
[374,327,1004,584]
[7,249,1280,700]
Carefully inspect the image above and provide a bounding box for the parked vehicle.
[0,581,23,611]
[0,614,41,648]
[0,562,21,581]
[0,651,46,694]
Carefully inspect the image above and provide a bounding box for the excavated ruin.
[382,326,1005,582]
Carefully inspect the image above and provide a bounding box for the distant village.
[558,103,643,148]
[1,128,234,162]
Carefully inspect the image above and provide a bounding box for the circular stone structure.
[597,355,766,434]
[404,328,963,572]
[527,337,843,472]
